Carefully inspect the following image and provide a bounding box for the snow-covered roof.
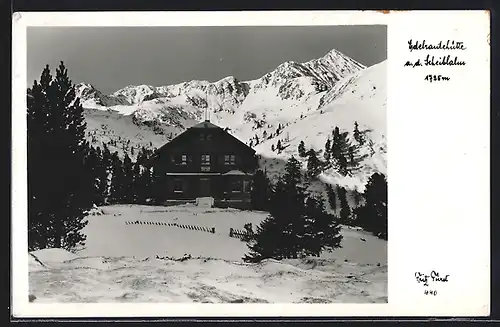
[222,170,250,176]
[189,120,221,129]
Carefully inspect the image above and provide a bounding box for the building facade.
[148,120,258,209]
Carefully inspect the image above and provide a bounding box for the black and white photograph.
[25,24,388,304]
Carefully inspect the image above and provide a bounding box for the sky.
[27,25,387,95]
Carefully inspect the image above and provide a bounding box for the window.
[174,154,187,165]
[224,154,236,165]
[200,133,212,141]
[231,180,243,193]
[201,154,211,165]
[173,179,183,192]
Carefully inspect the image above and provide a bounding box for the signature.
[415,271,450,287]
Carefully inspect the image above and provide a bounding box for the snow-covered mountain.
[76,48,386,191]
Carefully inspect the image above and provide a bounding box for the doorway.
[199,178,211,197]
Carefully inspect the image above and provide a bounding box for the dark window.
[173,179,183,192]
[231,180,243,193]
[200,133,212,141]
[174,154,187,165]
[224,154,236,165]
[201,154,211,165]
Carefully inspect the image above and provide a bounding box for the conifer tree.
[122,154,135,203]
[244,158,343,262]
[109,152,125,204]
[150,160,167,204]
[337,185,351,224]
[100,145,112,203]
[84,146,105,206]
[306,196,342,255]
[271,144,275,152]
[27,62,93,250]
[324,138,332,163]
[353,121,364,145]
[244,157,306,261]
[353,173,388,239]
[353,189,362,207]
[325,184,337,211]
[337,132,351,176]
[132,161,142,204]
[298,140,307,158]
[250,169,273,211]
[276,140,282,153]
[306,149,322,180]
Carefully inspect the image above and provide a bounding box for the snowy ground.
[29,204,387,303]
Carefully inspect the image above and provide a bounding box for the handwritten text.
[404,39,467,82]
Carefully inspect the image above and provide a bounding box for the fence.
[125,220,215,234]
[229,227,253,241]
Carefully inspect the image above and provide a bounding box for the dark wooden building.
[148,120,258,209]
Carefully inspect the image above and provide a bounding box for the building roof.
[145,119,255,166]
[189,120,221,129]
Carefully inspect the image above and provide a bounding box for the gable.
[152,121,255,160]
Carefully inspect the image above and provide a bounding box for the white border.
[12,10,490,317]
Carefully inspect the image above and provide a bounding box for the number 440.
[424,289,438,296]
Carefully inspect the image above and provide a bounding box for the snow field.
[29,204,387,303]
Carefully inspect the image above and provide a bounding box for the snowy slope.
[75,49,386,188]
[250,61,387,191]
[29,204,387,303]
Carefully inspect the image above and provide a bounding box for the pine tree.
[84,146,105,206]
[150,160,167,204]
[337,185,351,224]
[276,140,282,153]
[306,196,343,255]
[244,157,344,262]
[109,152,125,204]
[93,147,108,206]
[353,189,362,207]
[122,154,135,203]
[306,149,322,180]
[353,173,387,239]
[100,145,112,203]
[27,62,93,251]
[337,132,351,176]
[132,161,142,204]
[244,156,307,262]
[243,214,284,262]
[353,121,364,145]
[325,184,337,211]
[250,169,273,211]
[298,140,307,158]
[324,138,332,163]
[271,144,275,152]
